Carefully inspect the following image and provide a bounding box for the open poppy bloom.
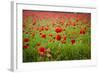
[55,27,62,33]
[45,26,49,30]
[71,39,75,45]
[80,29,85,34]
[23,45,29,49]
[56,34,61,41]
[23,38,29,42]
[38,47,46,56]
[41,34,46,38]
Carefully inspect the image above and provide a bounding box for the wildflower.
[23,38,29,42]
[55,27,62,33]
[41,34,46,38]
[38,47,46,56]
[23,45,29,49]
[56,34,61,41]
[71,39,75,45]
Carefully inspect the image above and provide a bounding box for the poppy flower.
[38,47,46,56]
[56,34,61,41]
[41,34,46,38]
[24,38,29,42]
[39,26,44,31]
[55,27,62,33]
[48,34,53,37]
[71,39,75,45]
[45,26,49,30]
[23,45,29,49]
[80,29,85,34]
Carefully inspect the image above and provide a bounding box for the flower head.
[56,34,61,41]
[41,34,46,38]
[38,47,46,56]
[23,38,29,42]
[71,39,75,45]
[23,45,29,49]
[80,29,85,34]
[55,27,62,33]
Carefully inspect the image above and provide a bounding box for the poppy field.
[23,10,91,62]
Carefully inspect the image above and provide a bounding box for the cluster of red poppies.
[23,11,91,61]
[23,20,87,50]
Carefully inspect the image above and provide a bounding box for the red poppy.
[23,45,29,49]
[71,39,75,45]
[48,34,53,37]
[80,29,85,34]
[39,26,44,31]
[38,47,46,56]
[41,34,46,38]
[56,34,61,41]
[55,27,62,33]
[45,26,49,30]
[24,38,29,42]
